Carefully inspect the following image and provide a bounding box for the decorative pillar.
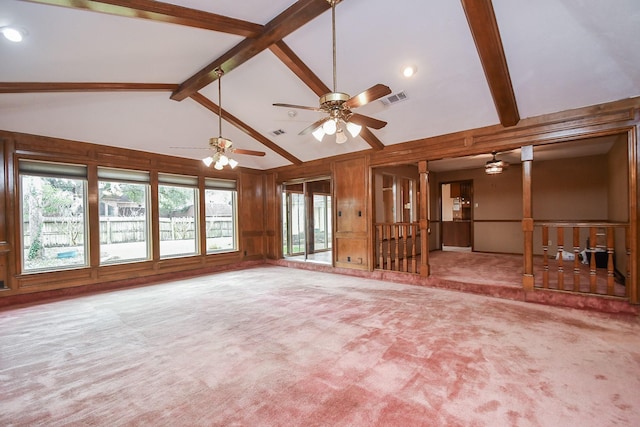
[521,145,534,291]
[419,160,430,277]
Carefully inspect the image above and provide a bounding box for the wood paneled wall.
[0,131,260,300]
[334,157,369,269]
[1,96,639,303]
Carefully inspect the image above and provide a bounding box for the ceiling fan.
[273,0,392,144]
[201,69,266,170]
[485,151,509,175]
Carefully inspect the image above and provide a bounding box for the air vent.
[380,91,408,106]
[271,129,286,136]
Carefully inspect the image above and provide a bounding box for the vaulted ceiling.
[1,0,639,170]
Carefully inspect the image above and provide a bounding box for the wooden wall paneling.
[521,145,534,291]
[239,171,265,260]
[0,138,7,289]
[150,171,161,265]
[335,238,368,270]
[418,161,429,276]
[3,138,16,291]
[87,165,100,278]
[263,173,280,259]
[333,156,369,269]
[630,124,639,304]
[198,175,208,258]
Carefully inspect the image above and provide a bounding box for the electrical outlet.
[548,240,552,246]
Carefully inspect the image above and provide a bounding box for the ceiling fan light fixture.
[323,119,337,135]
[485,151,504,175]
[312,127,325,142]
[346,121,362,138]
[228,158,239,169]
[485,163,503,175]
[202,156,214,167]
[219,155,229,166]
[335,128,347,144]
[214,162,224,170]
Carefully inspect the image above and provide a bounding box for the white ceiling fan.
[273,0,392,144]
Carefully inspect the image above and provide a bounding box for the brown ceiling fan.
[273,0,391,144]
[177,68,266,169]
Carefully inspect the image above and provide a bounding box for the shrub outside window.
[19,160,88,272]
[98,168,151,264]
[205,178,237,253]
[159,174,199,258]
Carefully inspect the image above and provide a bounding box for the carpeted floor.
[1,266,639,426]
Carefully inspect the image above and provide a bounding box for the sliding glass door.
[282,178,332,263]
[282,190,306,256]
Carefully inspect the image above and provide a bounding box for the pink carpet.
[1,266,639,426]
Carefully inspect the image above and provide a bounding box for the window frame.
[18,160,89,274]
[158,173,200,259]
[204,178,238,254]
[98,167,152,265]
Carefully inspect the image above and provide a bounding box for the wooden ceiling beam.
[0,82,178,93]
[171,0,332,102]
[190,93,302,165]
[269,41,385,151]
[22,0,263,37]
[461,0,520,127]
[269,41,331,97]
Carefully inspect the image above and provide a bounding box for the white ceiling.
[1,0,639,170]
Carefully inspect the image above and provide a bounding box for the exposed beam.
[171,0,332,101]
[269,41,331,97]
[0,82,178,93]
[461,0,520,127]
[190,92,302,165]
[269,41,385,151]
[22,0,263,37]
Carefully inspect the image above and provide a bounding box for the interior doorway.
[282,177,332,264]
[441,180,473,251]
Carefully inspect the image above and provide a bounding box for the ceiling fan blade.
[273,103,323,112]
[299,117,328,135]
[232,148,266,157]
[349,113,387,130]
[344,84,392,109]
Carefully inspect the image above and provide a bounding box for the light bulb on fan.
[322,119,337,135]
[202,156,214,167]
[219,155,229,166]
[312,127,325,142]
[335,128,347,144]
[346,121,362,138]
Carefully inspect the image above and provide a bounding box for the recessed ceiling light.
[402,65,417,78]
[1,26,26,43]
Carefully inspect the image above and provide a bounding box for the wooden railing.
[374,223,420,274]
[535,222,629,298]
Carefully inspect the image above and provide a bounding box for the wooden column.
[521,146,534,291]
[419,161,430,277]
[631,125,639,304]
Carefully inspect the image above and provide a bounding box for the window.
[158,173,199,258]
[19,160,88,272]
[204,178,237,253]
[98,168,151,264]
